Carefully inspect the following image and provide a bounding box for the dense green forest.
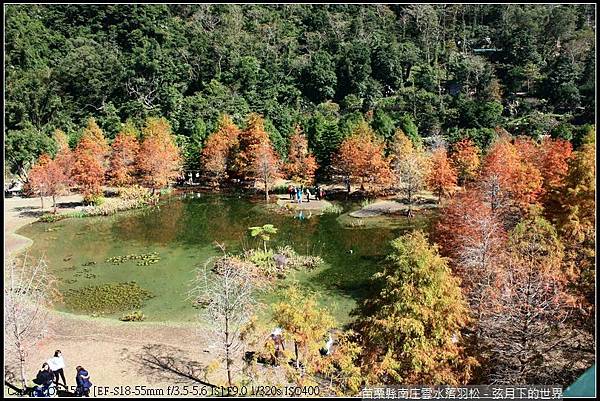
[5,4,596,179]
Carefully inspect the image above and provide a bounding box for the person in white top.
[47,350,66,387]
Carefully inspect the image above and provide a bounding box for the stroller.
[31,382,57,397]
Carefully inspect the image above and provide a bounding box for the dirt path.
[274,194,333,212]
[3,195,242,395]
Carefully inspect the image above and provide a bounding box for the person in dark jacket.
[33,363,54,397]
[75,366,92,397]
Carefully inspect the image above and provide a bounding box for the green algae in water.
[64,281,154,314]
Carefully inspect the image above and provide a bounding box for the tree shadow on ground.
[18,210,46,218]
[56,201,84,208]
[13,205,40,212]
[124,344,218,388]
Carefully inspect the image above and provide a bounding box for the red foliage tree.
[284,125,318,185]
[251,139,281,201]
[200,115,240,187]
[333,121,393,193]
[427,148,458,202]
[434,189,507,319]
[53,129,74,188]
[108,123,140,186]
[136,117,182,193]
[26,153,69,212]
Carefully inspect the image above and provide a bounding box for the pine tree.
[354,231,477,385]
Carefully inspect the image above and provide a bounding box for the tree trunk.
[18,345,27,393]
[225,314,232,387]
[52,195,57,214]
[294,341,300,369]
[264,180,269,202]
[40,196,44,210]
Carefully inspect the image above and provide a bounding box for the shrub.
[322,203,343,214]
[85,195,105,206]
[118,185,151,201]
[38,213,67,223]
[159,187,173,196]
[271,184,290,195]
[120,311,146,321]
[361,199,373,208]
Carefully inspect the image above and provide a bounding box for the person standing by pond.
[305,187,311,202]
[288,185,294,200]
[48,350,66,388]
[297,187,303,204]
[75,366,92,397]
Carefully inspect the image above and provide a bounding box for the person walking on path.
[48,350,66,388]
[297,187,303,204]
[291,186,297,202]
[305,188,311,202]
[288,185,294,200]
[75,366,92,397]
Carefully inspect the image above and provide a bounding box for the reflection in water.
[18,194,426,323]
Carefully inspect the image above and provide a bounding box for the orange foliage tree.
[136,117,182,194]
[450,139,480,185]
[333,121,392,193]
[26,153,69,211]
[108,122,140,186]
[478,138,542,220]
[200,115,240,187]
[427,148,458,202]
[284,125,318,185]
[71,119,110,202]
[233,113,271,183]
[535,138,573,210]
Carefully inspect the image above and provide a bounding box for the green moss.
[63,281,154,314]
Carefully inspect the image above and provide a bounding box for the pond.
[17,193,432,326]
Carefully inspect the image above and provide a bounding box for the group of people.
[287,185,325,204]
[32,350,92,397]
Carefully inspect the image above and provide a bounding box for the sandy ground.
[348,197,438,218]
[3,195,264,396]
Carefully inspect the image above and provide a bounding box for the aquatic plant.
[105,252,160,266]
[63,281,154,314]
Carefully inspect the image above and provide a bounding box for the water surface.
[18,193,428,325]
